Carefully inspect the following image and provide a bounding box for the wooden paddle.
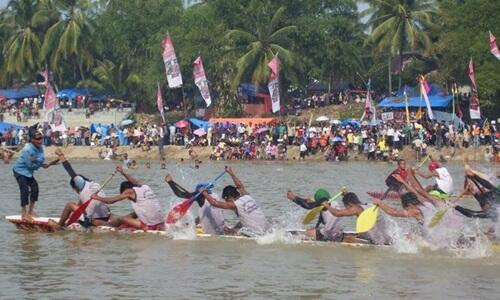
[165,171,226,224]
[66,170,117,226]
[302,188,346,225]
[357,155,431,233]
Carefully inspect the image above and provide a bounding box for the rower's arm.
[417,170,433,179]
[91,190,133,204]
[226,166,247,195]
[323,203,359,217]
[165,175,192,198]
[287,191,319,209]
[374,199,410,218]
[201,190,236,210]
[117,165,141,186]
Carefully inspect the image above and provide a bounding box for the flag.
[363,79,376,122]
[192,56,212,107]
[162,34,183,88]
[156,82,165,123]
[490,31,500,60]
[404,85,410,125]
[468,58,481,119]
[418,75,434,120]
[41,67,58,123]
[267,55,280,113]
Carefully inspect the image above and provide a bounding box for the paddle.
[357,155,431,233]
[165,171,226,224]
[66,170,117,226]
[302,187,346,225]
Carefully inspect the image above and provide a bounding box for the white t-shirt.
[234,195,270,235]
[199,195,225,234]
[132,185,164,225]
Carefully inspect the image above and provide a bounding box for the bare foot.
[22,214,34,222]
[47,219,63,230]
[30,211,38,218]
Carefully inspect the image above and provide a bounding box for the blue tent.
[188,118,212,130]
[90,123,126,145]
[239,83,270,97]
[378,84,452,108]
[57,88,91,101]
[0,86,39,100]
[0,122,23,132]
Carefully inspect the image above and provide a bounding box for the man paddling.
[48,148,117,229]
[454,160,500,224]
[286,189,348,242]
[164,174,225,234]
[415,158,454,197]
[91,165,164,231]
[322,192,391,245]
[384,159,409,198]
[12,131,58,220]
[199,166,271,236]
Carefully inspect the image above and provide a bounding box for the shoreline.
[2,144,493,164]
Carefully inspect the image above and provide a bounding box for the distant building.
[183,0,203,8]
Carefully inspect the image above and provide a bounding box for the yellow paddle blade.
[356,206,378,233]
[302,206,324,225]
[428,208,447,228]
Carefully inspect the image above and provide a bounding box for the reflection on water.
[1,161,500,299]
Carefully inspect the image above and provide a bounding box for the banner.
[381,112,394,122]
[267,55,280,113]
[162,34,183,88]
[490,31,500,60]
[156,82,165,123]
[192,56,212,107]
[362,79,376,123]
[41,67,59,124]
[418,75,434,120]
[468,58,481,119]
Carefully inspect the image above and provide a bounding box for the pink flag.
[267,55,280,113]
[156,82,165,122]
[162,34,183,88]
[192,56,212,107]
[490,31,500,60]
[418,75,434,120]
[468,58,481,119]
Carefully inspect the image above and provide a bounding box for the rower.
[454,162,500,223]
[12,131,58,220]
[48,148,117,229]
[322,192,391,245]
[384,159,409,198]
[286,189,348,242]
[164,174,225,234]
[415,159,453,198]
[199,166,270,236]
[91,165,164,231]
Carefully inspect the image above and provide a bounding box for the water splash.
[255,228,303,245]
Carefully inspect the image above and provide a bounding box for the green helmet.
[314,189,331,204]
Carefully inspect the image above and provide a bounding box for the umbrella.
[175,120,189,128]
[121,119,134,126]
[256,127,268,134]
[193,128,206,136]
[315,116,329,122]
[329,119,341,125]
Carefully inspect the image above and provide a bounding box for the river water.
[1,160,499,299]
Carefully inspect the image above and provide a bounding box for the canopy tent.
[432,111,464,128]
[188,118,213,130]
[0,86,39,100]
[90,123,126,145]
[208,118,277,126]
[378,84,452,108]
[0,122,23,132]
[341,119,361,127]
[239,83,270,98]
[57,88,91,101]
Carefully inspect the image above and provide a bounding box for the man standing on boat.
[415,159,454,197]
[200,166,271,236]
[12,131,58,220]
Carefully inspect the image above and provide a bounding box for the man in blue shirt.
[12,131,58,219]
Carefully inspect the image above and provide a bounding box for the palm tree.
[1,0,56,81]
[41,0,95,81]
[225,4,298,87]
[364,0,436,89]
[78,59,141,99]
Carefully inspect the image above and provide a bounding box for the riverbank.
[2,144,494,164]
